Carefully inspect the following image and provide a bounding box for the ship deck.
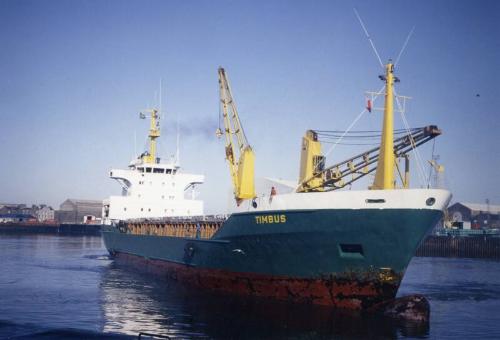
[118,215,227,239]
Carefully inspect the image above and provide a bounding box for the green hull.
[102,208,442,308]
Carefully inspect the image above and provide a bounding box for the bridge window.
[166,169,172,174]
[137,167,144,173]
[145,167,152,173]
[153,168,164,174]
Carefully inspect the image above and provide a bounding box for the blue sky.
[0,0,499,212]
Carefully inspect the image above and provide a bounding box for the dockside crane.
[217,67,256,204]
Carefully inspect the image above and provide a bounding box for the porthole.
[426,197,436,206]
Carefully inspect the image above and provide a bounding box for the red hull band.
[114,252,401,310]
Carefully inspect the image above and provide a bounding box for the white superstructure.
[103,108,204,223]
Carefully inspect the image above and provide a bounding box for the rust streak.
[114,252,402,310]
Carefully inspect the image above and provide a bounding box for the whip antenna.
[353,8,384,68]
[395,26,415,67]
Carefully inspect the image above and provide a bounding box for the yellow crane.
[216,67,256,204]
[297,62,441,192]
[297,130,325,192]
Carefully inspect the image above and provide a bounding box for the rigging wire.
[323,108,368,158]
[322,84,386,159]
[316,127,424,147]
[395,26,415,67]
[427,138,436,188]
[353,8,384,68]
[315,128,419,139]
[315,127,418,134]
[394,90,427,186]
[320,141,382,146]
[294,84,384,192]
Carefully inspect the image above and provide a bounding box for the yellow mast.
[372,62,396,190]
[141,109,160,164]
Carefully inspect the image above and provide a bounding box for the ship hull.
[102,206,443,309]
[112,251,400,309]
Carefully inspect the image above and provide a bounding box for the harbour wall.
[0,223,101,236]
[416,235,500,260]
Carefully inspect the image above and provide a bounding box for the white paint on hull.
[232,188,452,213]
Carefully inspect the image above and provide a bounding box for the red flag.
[366,99,372,113]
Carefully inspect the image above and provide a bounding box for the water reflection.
[0,235,108,336]
[3,235,499,338]
[100,263,429,339]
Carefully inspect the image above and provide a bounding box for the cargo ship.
[102,63,451,310]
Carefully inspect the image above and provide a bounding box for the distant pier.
[0,223,101,236]
[416,235,500,260]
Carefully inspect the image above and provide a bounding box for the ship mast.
[140,109,160,164]
[372,61,397,190]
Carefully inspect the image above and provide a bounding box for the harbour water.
[0,234,499,339]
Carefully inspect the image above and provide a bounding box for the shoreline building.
[0,213,36,224]
[36,206,55,223]
[448,202,500,229]
[56,199,103,224]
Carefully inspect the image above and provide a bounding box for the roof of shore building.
[60,199,103,210]
[451,202,500,214]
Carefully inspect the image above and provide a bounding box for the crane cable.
[294,84,386,192]
[322,84,386,159]
[394,90,427,186]
[427,139,436,188]
[315,128,419,146]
